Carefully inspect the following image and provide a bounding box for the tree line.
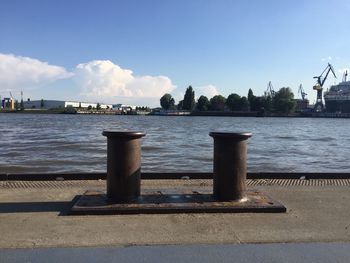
[160,86,296,114]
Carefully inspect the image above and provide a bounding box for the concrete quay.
[0,178,349,249]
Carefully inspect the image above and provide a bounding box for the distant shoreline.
[2,109,350,118]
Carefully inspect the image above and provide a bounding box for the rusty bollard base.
[210,131,252,202]
[102,131,146,202]
[69,189,286,215]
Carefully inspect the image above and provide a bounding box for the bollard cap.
[102,131,146,138]
[209,131,252,140]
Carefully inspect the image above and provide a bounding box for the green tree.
[96,103,101,110]
[272,87,296,113]
[239,96,250,111]
[87,105,92,110]
[183,86,195,110]
[226,93,241,111]
[40,99,44,108]
[247,89,255,111]
[177,100,184,110]
[64,106,77,114]
[210,95,226,111]
[14,100,19,110]
[247,89,254,102]
[197,95,210,111]
[160,93,175,110]
[250,96,264,111]
[263,93,273,112]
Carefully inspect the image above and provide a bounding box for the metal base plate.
[70,189,286,215]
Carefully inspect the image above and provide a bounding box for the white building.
[112,104,137,111]
[23,100,112,110]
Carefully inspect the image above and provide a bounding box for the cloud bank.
[195,84,220,99]
[74,60,175,100]
[0,53,72,92]
[0,53,218,106]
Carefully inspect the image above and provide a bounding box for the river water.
[0,113,349,174]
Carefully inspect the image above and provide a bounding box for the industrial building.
[294,99,309,112]
[23,100,112,110]
[112,104,137,111]
[1,97,15,110]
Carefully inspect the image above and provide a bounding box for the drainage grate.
[246,179,350,187]
[0,179,350,189]
[0,180,105,189]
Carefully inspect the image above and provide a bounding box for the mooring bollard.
[102,131,146,202]
[209,131,252,201]
[70,130,286,214]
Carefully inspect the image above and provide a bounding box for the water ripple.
[1,113,350,173]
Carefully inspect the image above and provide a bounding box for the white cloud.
[0,53,72,92]
[74,60,175,101]
[172,90,184,103]
[195,84,220,99]
[321,56,333,61]
[0,54,176,106]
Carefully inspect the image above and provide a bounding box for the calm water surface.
[1,113,349,173]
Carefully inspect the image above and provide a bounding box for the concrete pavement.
[1,243,350,263]
[0,179,349,249]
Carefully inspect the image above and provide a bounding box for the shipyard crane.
[313,63,336,111]
[266,81,275,97]
[298,84,307,101]
[342,70,348,82]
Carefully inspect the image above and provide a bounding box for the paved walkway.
[0,180,349,249]
[1,243,350,263]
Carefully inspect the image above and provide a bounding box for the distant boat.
[152,110,191,116]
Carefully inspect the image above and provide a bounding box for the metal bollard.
[209,131,252,201]
[102,131,146,202]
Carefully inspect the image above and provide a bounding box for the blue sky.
[1,0,350,106]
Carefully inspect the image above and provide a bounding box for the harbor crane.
[313,63,336,111]
[298,84,307,101]
[266,81,275,97]
[342,70,348,82]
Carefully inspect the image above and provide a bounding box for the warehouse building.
[23,100,112,110]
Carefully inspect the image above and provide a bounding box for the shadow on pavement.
[0,196,80,215]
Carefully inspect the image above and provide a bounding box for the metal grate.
[0,180,105,189]
[246,179,350,187]
[0,179,350,189]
